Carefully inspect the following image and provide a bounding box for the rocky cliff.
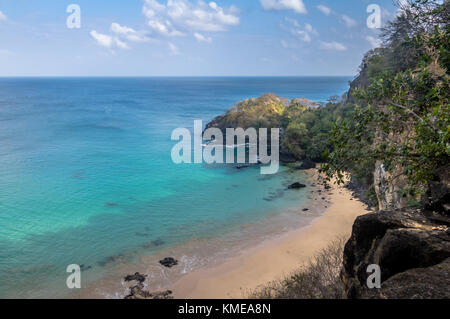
[341,207,450,299]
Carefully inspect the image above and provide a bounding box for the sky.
[0,0,401,76]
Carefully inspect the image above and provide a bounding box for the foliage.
[282,102,353,161]
[322,0,450,198]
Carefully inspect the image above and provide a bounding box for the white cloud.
[111,23,136,35]
[114,38,130,50]
[90,22,154,51]
[90,30,131,50]
[284,18,317,43]
[168,42,181,55]
[366,35,381,48]
[341,14,356,28]
[110,23,151,42]
[316,4,331,16]
[143,0,240,37]
[260,0,307,14]
[90,31,114,48]
[320,41,347,51]
[0,11,7,21]
[194,32,212,43]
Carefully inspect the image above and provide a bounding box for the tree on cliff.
[322,0,449,205]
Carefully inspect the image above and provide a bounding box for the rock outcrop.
[123,272,173,300]
[341,208,450,299]
[159,257,178,268]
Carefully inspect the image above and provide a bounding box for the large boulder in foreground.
[362,258,450,299]
[341,208,450,299]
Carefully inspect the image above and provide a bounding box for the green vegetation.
[208,0,449,207]
[322,0,449,200]
[281,102,353,161]
[207,94,353,162]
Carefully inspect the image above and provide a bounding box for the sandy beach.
[170,169,370,299]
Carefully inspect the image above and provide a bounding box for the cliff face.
[341,208,450,299]
[373,161,410,211]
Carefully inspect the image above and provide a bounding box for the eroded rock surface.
[341,208,450,299]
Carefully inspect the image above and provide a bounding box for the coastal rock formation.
[341,208,450,299]
[123,272,173,300]
[159,257,178,268]
[125,285,173,300]
[288,182,307,189]
[203,93,324,164]
[362,258,450,299]
[124,272,147,283]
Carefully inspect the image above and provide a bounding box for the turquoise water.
[0,77,350,298]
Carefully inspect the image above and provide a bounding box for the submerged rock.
[79,264,92,271]
[105,202,119,207]
[124,272,147,284]
[288,182,307,189]
[124,284,173,300]
[159,257,178,268]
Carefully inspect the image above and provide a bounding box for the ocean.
[0,77,351,298]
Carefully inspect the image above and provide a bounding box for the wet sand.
[170,169,370,298]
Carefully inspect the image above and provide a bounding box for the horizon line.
[0,75,355,78]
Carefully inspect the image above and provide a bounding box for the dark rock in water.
[159,257,178,268]
[143,238,165,249]
[302,208,309,212]
[105,202,119,207]
[288,182,307,189]
[236,165,249,170]
[152,290,174,299]
[124,272,147,284]
[264,189,284,202]
[124,284,173,300]
[79,264,92,271]
[135,232,152,238]
[152,238,165,246]
[341,208,450,299]
[296,159,316,170]
[98,254,125,267]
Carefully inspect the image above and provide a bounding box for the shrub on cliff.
[249,238,346,299]
[322,0,450,204]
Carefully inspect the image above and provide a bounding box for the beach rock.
[296,159,316,170]
[288,182,307,189]
[124,272,147,284]
[341,208,450,299]
[159,257,178,268]
[302,208,309,211]
[124,285,173,300]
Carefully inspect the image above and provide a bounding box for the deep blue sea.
[0,77,351,298]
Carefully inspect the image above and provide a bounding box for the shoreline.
[169,169,370,299]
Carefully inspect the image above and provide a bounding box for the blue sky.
[0,0,400,76]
